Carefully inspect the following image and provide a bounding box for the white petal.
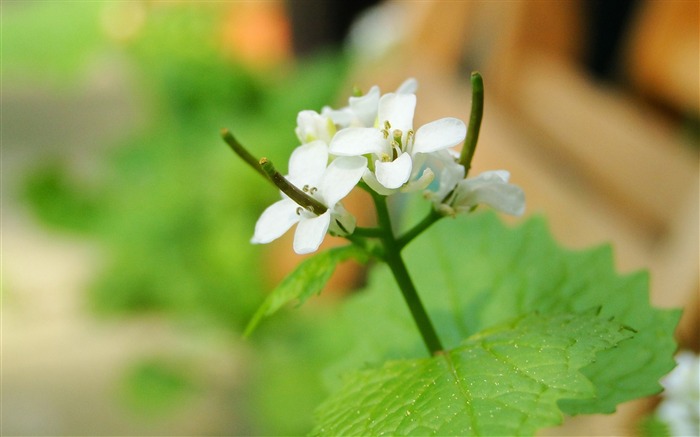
[293,211,331,254]
[318,156,366,206]
[439,163,464,196]
[438,157,466,195]
[349,85,380,127]
[362,169,397,196]
[329,127,387,156]
[454,171,525,216]
[409,152,428,176]
[251,199,300,244]
[420,149,464,203]
[328,203,356,235]
[375,152,412,189]
[396,77,418,94]
[401,168,434,193]
[412,117,467,154]
[288,141,328,184]
[487,170,511,182]
[321,105,354,128]
[295,110,334,144]
[378,93,416,133]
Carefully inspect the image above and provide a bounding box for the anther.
[303,184,310,192]
[309,187,318,194]
[406,129,414,144]
[384,120,391,130]
[296,207,303,215]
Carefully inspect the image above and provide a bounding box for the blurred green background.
[6,2,697,435]
[2,1,356,434]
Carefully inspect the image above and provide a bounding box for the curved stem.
[259,158,328,215]
[221,128,268,180]
[459,72,484,177]
[372,193,444,355]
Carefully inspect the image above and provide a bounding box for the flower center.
[380,120,414,159]
[295,184,323,216]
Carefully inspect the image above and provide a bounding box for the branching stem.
[353,226,384,238]
[370,191,444,355]
[397,208,442,250]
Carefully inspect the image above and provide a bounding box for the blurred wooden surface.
[625,0,700,114]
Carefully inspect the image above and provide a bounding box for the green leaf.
[313,312,633,436]
[321,212,679,426]
[244,245,368,337]
[405,213,680,415]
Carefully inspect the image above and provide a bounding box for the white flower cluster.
[252,79,525,254]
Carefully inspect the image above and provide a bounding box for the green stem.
[372,193,444,355]
[385,249,444,354]
[353,226,384,238]
[459,72,484,177]
[260,158,328,215]
[343,232,384,259]
[221,128,268,180]
[397,208,442,250]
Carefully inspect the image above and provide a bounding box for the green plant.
[229,74,679,435]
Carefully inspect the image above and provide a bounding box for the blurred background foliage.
[4,1,356,434]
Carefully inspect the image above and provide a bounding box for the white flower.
[295,110,336,144]
[322,85,380,129]
[395,77,418,94]
[321,78,418,129]
[431,169,525,216]
[251,141,365,254]
[329,92,466,192]
[657,351,700,437]
[423,149,465,201]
